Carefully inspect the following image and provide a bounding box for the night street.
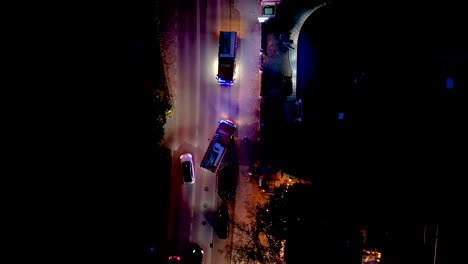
[31,0,467,263]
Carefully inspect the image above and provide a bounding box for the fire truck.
[200,120,237,173]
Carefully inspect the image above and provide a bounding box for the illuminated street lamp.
[263,5,276,16]
[258,0,281,23]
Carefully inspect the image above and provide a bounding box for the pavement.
[211,0,265,263]
[158,0,296,262]
[210,1,297,263]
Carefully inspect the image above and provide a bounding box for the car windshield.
[182,161,193,182]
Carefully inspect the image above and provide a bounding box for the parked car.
[216,204,230,239]
[180,153,195,184]
[165,241,203,264]
[187,242,204,264]
[167,255,181,263]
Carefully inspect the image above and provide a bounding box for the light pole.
[433,224,438,264]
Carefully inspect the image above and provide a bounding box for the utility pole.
[424,224,439,264]
[433,224,438,264]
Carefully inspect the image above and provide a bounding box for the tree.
[224,179,306,263]
[151,83,172,145]
[151,17,173,146]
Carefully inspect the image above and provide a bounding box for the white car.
[180,153,195,184]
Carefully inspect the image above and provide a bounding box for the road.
[161,0,261,263]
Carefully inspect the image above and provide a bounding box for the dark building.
[277,1,466,263]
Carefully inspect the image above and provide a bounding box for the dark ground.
[12,0,161,262]
[260,1,467,263]
[261,0,467,213]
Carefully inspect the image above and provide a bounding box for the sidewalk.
[212,1,295,263]
[211,0,261,264]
